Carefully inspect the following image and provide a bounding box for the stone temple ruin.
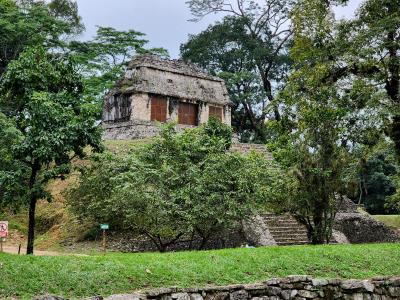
[103,55,232,139]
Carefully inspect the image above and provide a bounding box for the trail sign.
[0,221,8,238]
[100,224,109,230]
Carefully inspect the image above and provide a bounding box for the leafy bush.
[68,120,288,251]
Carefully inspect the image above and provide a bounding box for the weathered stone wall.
[36,276,400,299]
[131,93,151,121]
[334,213,400,244]
[102,120,162,140]
[132,276,400,300]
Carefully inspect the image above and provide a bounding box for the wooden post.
[18,243,21,255]
[102,229,106,253]
[0,239,2,252]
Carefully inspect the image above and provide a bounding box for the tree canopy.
[0,46,103,254]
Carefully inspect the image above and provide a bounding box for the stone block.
[190,293,204,300]
[105,295,142,300]
[229,290,248,300]
[287,276,312,283]
[296,290,318,298]
[171,293,190,300]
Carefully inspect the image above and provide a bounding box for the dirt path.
[1,245,87,256]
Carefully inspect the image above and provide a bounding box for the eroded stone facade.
[102,55,232,139]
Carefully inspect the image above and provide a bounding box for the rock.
[362,281,375,293]
[343,293,363,300]
[341,280,365,290]
[281,289,298,300]
[311,279,329,286]
[296,290,318,298]
[229,290,248,300]
[388,287,400,297]
[104,295,141,300]
[265,287,281,296]
[190,293,204,300]
[287,276,312,283]
[147,288,177,297]
[388,277,400,287]
[171,293,191,300]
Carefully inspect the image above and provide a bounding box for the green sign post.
[100,224,109,230]
[100,224,109,252]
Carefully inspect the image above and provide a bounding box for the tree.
[0,113,27,213]
[268,0,358,244]
[356,154,397,214]
[0,46,103,254]
[183,0,293,141]
[0,0,84,76]
[68,120,287,251]
[68,27,168,114]
[320,0,400,158]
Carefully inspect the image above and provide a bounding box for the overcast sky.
[75,0,363,59]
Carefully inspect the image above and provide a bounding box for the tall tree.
[269,0,362,244]
[0,47,103,254]
[183,0,293,141]
[323,0,400,157]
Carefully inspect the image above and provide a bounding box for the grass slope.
[372,215,400,230]
[1,139,153,250]
[1,243,400,299]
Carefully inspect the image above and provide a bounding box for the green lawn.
[1,243,400,299]
[372,215,400,230]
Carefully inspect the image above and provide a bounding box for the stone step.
[277,241,309,245]
[269,229,308,234]
[260,213,311,246]
[274,238,309,243]
[270,231,307,237]
[266,222,302,226]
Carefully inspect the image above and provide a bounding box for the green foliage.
[182,0,292,141]
[1,243,400,298]
[68,120,285,251]
[269,0,356,244]
[69,26,168,114]
[354,154,398,214]
[0,46,103,253]
[0,0,84,75]
[0,113,27,212]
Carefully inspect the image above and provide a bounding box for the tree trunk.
[26,163,39,255]
[26,196,37,254]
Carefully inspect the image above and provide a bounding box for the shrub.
[68,120,288,251]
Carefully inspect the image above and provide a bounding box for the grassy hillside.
[1,243,400,299]
[1,139,152,251]
[372,215,400,230]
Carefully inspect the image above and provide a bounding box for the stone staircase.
[261,213,310,246]
[230,143,273,160]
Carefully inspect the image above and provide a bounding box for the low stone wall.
[36,275,400,299]
[102,276,400,300]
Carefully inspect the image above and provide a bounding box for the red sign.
[0,221,8,238]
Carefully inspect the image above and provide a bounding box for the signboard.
[0,221,8,238]
[100,224,109,230]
